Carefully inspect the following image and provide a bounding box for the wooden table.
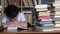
[0,27,60,34]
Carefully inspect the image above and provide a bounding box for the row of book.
[4,0,55,7]
[35,0,60,31]
[22,0,55,7]
[53,0,60,31]
[4,0,21,7]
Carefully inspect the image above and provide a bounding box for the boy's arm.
[14,21,27,29]
[2,22,15,28]
[2,23,9,28]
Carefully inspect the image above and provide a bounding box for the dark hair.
[4,5,19,18]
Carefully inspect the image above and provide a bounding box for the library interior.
[0,0,60,34]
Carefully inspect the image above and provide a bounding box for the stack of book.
[53,1,60,31]
[35,4,54,32]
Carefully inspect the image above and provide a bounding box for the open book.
[7,26,28,31]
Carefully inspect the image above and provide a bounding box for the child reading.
[2,5,27,29]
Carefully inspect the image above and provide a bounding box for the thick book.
[54,18,60,21]
[40,21,53,24]
[40,24,54,27]
[54,8,60,11]
[55,12,60,14]
[22,7,34,11]
[55,7,60,8]
[55,21,60,24]
[22,11,32,13]
[42,29,54,31]
[55,27,60,31]
[36,8,48,11]
[38,16,50,19]
[35,4,48,9]
[36,26,54,30]
[38,11,50,16]
[53,3,60,7]
[35,27,54,32]
[55,0,60,2]
[55,12,60,16]
[41,19,52,21]
[54,16,60,18]
[55,24,60,27]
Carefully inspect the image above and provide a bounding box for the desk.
[0,27,60,34]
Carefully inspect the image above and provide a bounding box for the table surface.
[0,27,60,33]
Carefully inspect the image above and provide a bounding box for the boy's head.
[4,5,19,18]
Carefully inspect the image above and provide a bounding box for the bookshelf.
[0,0,4,26]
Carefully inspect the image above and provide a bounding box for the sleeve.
[2,14,8,24]
[17,13,26,22]
[21,13,26,21]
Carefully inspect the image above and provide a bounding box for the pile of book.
[35,4,54,32]
[53,1,60,31]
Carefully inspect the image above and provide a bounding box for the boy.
[2,5,27,29]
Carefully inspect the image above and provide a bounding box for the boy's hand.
[8,21,27,29]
